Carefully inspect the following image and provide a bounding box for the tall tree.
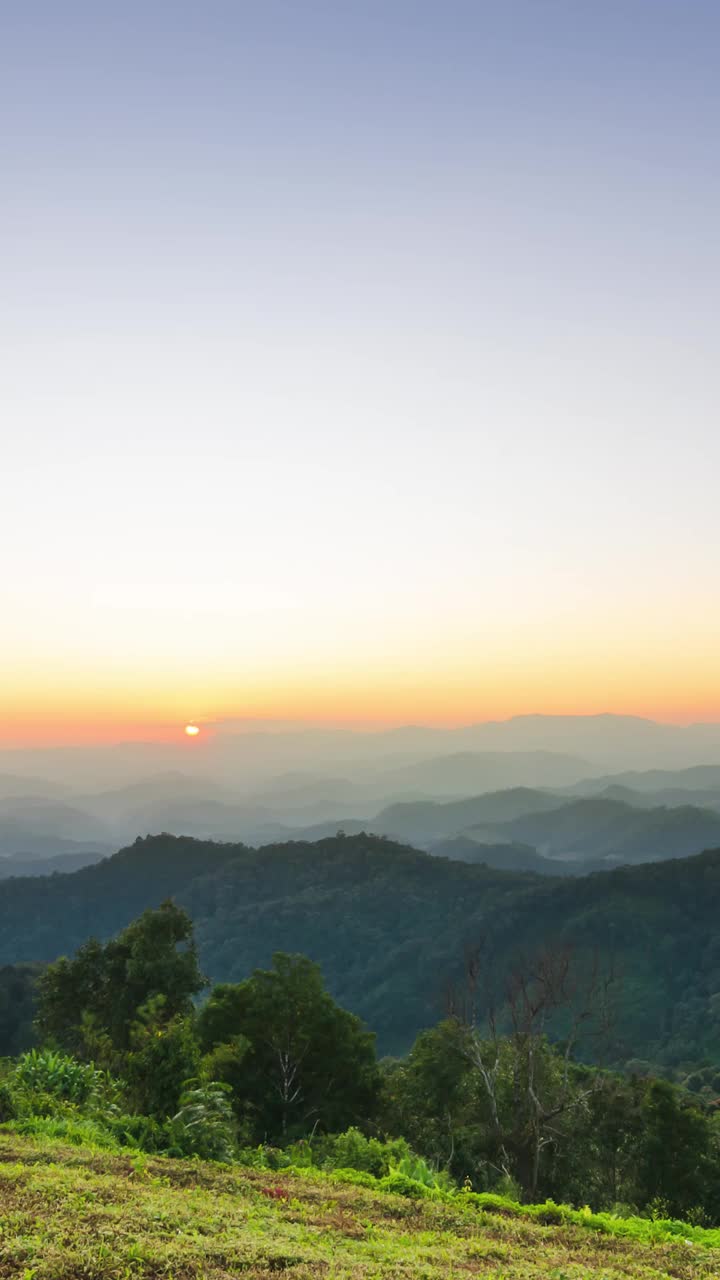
[631,1079,719,1219]
[36,901,206,1057]
[453,942,618,1198]
[380,1020,484,1182]
[0,963,41,1056]
[198,952,380,1142]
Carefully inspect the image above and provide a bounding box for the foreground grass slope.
[0,1134,718,1280]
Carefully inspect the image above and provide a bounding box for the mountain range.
[4,714,720,791]
[4,743,720,875]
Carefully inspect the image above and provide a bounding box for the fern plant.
[170,1080,237,1162]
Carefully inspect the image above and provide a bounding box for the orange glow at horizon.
[4,660,720,749]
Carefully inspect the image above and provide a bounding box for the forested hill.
[183,837,720,1063]
[0,835,242,964]
[1,832,720,1064]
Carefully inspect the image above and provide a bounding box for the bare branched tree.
[451,939,620,1198]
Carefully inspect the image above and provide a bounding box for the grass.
[0,1132,718,1279]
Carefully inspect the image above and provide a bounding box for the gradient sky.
[3,1,720,744]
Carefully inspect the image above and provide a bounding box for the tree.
[197,953,380,1142]
[631,1079,719,1219]
[571,1071,644,1208]
[454,942,618,1199]
[379,1020,488,1184]
[123,998,201,1119]
[0,963,41,1056]
[36,902,206,1058]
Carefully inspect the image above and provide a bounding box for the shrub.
[14,1049,110,1107]
[2,1114,123,1150]
[379,1170,433,1198]
[124,1010,201,1120]
[235,1145,282,1169]
[317,1127,411,1177]
[332,1168,378,1188]
[282,1136,314,1168]
[528,1200,565,1225]
[105,1112,170,1153]
[0,1079,18,1122]
[170,1080,237,1162]
[390,1152,455,1192]
[460,1191,521,1216]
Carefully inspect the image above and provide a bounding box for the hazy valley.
[5,716,720,881]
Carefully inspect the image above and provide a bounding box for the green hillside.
[0,834,242,966]
[2,833,720,1064]
[1,1133,718,1279]
[184,836,720,1064]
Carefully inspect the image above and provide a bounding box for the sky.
[3,1,720,745]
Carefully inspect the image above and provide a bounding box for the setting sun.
[184,724,200,737]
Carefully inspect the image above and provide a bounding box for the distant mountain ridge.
[4,762,720,876]
[3,718,720,870]
[0,848,109,878]
[430,836,573,874]
[380,750,589,794]
[368,787,566,845]
[0,751,591,857]
[4,714,720,791]
[279,789,720,869]
[569,762,720,795]
[467,797,720,864]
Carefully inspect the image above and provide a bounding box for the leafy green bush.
[124,1008,201,1120]
[379,1170,433,1198]
[390,1152,455,1191]
[105,1111,171,1153]
[235,1145,282,1169]
[279,1127,427,1181]
[1,1113,124,1149]
[317,1127,412,1177]
[234,1128,452,1191]
[281,1136,315,1168]
[460,1191,520,1214]
[0,1078,18,1122]
[332,1167,378,1188]
[14,1049,111,1106]
[169,1080,237,1162]
[528,1199,565,1225]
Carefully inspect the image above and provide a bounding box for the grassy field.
[0,1133,718,1280]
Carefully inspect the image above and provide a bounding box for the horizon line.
[4,709,720,754]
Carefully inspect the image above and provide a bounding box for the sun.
[184,723,200,737]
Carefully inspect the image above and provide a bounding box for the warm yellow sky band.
[4,650,720,746]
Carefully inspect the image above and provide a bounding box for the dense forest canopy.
[1,832,720,1067]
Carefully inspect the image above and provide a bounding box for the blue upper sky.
[3,2,720,737]
[6,1,717,340]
